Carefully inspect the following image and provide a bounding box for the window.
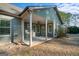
[37,25,40,33]
[0,15,14,35]
[41,25,45,33]
[48,24,53,33]
[33,24,36,32]
[0,18,10,35]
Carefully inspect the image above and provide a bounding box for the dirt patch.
[0,38,79,56]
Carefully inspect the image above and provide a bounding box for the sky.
[11,3,56,8]
[11,3,79,14]
[11,3,79,27]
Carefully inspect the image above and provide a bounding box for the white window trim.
[0,35,10,37]
[48,24,53,33]
[0,19,11,36]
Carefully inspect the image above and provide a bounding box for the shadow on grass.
[0,50,10,56]
[11,42,29,46]
[44,38,79,47]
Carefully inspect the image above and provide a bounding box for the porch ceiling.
[24,14,53,24]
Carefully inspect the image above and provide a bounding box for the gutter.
[0,10,21,19]
[53,6,63,24]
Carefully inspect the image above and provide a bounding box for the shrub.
[67,26,79,34]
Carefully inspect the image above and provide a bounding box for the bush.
[57,26,66,37]
[67,26,79,34]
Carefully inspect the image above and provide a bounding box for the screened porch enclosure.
[0,14,22,44]
[0,15,13,43]
[23,7,60,46]
[0,6,62,46]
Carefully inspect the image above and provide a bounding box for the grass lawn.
[0,38,79,56]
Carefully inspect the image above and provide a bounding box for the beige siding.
[0,3,23,15]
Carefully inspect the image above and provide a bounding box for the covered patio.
[20,6,62,47]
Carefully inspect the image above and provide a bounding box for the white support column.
[45,18,48,40]
[53,19,56,38]
[10,20,12,43]
[57,23,59,36]
[45,11,48,40]
[29,10,32,47]
[10,19,14,43]
[45,14,47,40]
[21,20,24,42]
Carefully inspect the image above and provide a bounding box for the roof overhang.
[19,6,55,16]
[0,10,21,19]
[53,7,63,24]
[19,6,63,24]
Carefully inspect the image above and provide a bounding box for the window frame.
[0,15,12,36]
[48,24,53,33]
[0,19,11,36]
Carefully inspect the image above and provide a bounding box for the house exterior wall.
[0,14,22,43]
